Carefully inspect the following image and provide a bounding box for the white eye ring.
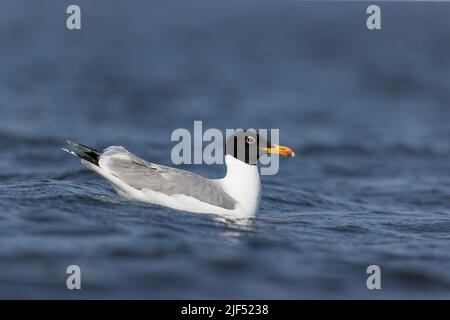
[245,136,256,144]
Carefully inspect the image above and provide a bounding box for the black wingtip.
[64,140,101,166]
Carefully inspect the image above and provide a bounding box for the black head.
[225,130,295,165]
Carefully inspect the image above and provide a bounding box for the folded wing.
[99,146,237,210]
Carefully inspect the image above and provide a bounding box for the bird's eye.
[245,136,256,144]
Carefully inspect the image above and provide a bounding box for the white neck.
[218,155,261,217]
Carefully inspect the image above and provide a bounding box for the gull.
[63,130,295,218]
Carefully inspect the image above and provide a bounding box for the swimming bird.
[63,130,295,218]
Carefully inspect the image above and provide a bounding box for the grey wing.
[99,146,236,210]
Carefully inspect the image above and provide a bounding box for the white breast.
[216,155,261,218]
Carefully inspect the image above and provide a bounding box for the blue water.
[1,1,450,299]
